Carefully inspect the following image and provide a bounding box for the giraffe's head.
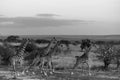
[51,37,58,44]
[46,37,59,52]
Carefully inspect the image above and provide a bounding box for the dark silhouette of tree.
[108,41,120,45]
[94,40,106,45]
[80,39,91,50]
[0,45,16,65]
[5,35,20,42]
[0,55,3,64]
[95,44,114,70]
[0,46,4,64]
[0,39,3,42]
[24,49,38,62]
[35,39,50,44]
[112,46,120,68]
[25,43,37,53]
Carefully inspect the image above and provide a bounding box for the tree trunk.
[116,59,120,69]
[103,59,110,70]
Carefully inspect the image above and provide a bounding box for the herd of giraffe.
[2,37,95,78]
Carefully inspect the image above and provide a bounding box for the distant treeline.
[0,35,120,45]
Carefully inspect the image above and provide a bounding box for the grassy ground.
[0,47,118,80]
[0,39,120,80]
[0,66,119,80]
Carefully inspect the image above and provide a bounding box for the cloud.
[0,16,86,27]
[0,21,14,25]
[36,13,60,17]
[0,15,4,17]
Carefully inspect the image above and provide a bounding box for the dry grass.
[0,40,120,80]
[0,67,119,80]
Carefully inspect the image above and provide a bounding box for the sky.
[0,0,120,35]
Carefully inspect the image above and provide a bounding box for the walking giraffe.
[72,39,93,76]
[40,38,60,70]
[9,39,29,77]
[23,37,60,76]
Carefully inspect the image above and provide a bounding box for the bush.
[0,45,15,65]
[0,55,3,64]
[35,39,50,44]
[4,35,20,42]
[91,65,105,71]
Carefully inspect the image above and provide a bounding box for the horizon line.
[0,34,120,36]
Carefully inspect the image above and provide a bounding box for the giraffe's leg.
[41,60,45,69]
[51,62,55,72]
[40,60,48,76]
[73,63,77,69]
[20,59,24,67]
[20,60,25,75]
[48,60,52,70]
[71,59,79,75]
[22,57,38,74]
[88,65,92,76]
[12,61,16,72]
[86,62,91,76]
[13,64,16,72]
[48,61,54,74]
[38,61,45,74]
[22,64,31,74]
[81,63,84,74]
[22,63,33,74]
[73,60,79,69]
[12,63,17,78]
[38,61,42,69]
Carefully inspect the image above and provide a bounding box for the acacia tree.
[80,39,91,51]
[35,39,50,44]
[5,35,20,42]
[0,45,16,65]
[0,46,4,64]
[95,44,114,70]
[112,46,120,68]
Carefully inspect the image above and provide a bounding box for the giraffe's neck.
[44,40,53,53]
[44,40,58,57]
[81,46,91,59]
[82,51,89,59]
[17,40,29,56]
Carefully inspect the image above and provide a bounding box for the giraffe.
[40,38,60,75]
[40,38,59,69]
[23,37,60,75]
[73,47,92,75]
[72,39,93,76]
[9,39,29,77]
